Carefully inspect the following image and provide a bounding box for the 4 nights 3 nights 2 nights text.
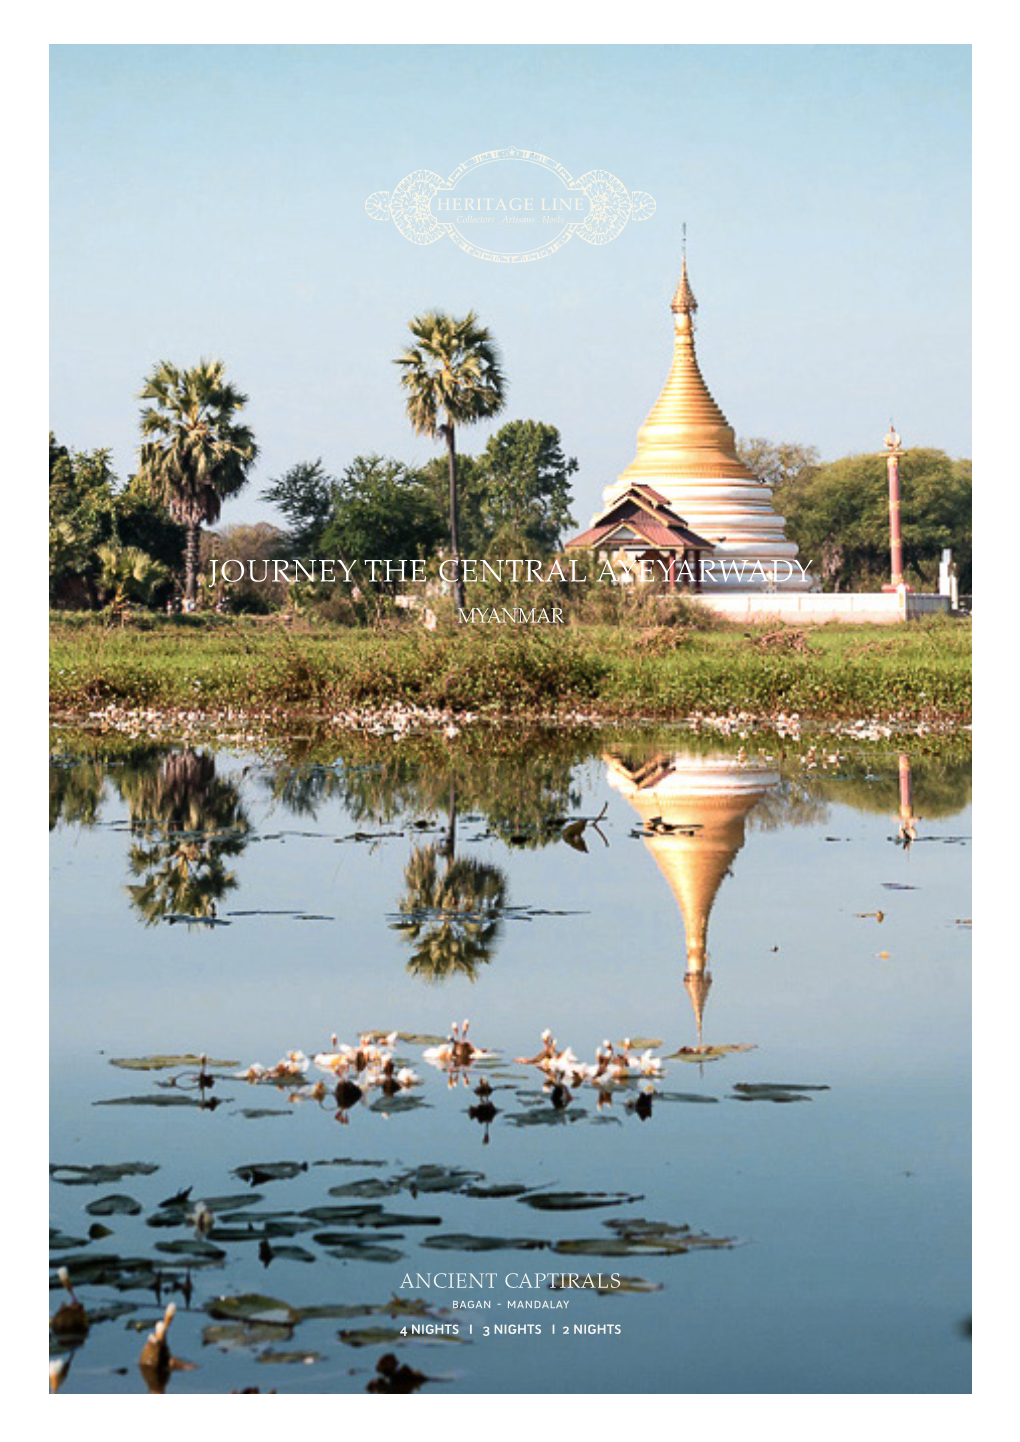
[397,1324,624,1336]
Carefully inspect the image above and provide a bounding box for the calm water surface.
[49,729,971,1394]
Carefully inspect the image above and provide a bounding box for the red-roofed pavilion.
[565,482,715,592]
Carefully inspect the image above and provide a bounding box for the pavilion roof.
[565,484,715,553]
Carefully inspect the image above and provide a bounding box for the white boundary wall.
[692,591,952,625]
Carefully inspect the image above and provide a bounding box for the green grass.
[49,612,972,724]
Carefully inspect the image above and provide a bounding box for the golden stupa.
[605,749,779,1038]
[604,252,810,590]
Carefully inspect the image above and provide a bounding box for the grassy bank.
[49,611,972,724]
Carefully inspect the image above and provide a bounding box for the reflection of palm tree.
[395,783,507,981]
[396,844,508,981]
[50,758,108,831]
[260,762,344,820]
[119,750,249,925]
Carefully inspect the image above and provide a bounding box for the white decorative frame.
[366,147,655,262]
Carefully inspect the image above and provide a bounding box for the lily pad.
[518,1191,643,1212]
[195,1192,265,1213]
[233,1161,309,1186]
[552,1238,644,1258]
[54,1253,158,1287]
[49,1230,88,1251]
[397,1165,485,1194]
[338,1326,404,1348]
[507,1108,587,1127]
[94,1095,199,1108]
[87,1301,138,1324]
[257,1349,322,1364]
[555,1218,736,1258]
[203,1321,294,1351]
[461,1183,530,1199]
[110,1055,238,1071]
[328,1178,402,1199]
[51,1162,159,1187]
[669,1044,756,1063]
[730,1082,830,1102]
[85,1194,142,1217]
[302,1204,441,1229]
[220,1212,317,1236]
[312,1157,388,1170]
[423,1234,548,1252]
[206,1293,299,1326]
[261,1244,315,1264]
[154,1238,227,1261]
[295,1303,376,1321]
[369,1095,428,1114]
[551,1274,662,1295]
[322,1242,405,1263]
[146,1210,194,1230]
[377,1296,445,1318]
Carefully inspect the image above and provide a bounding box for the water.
[49,728,971,1394]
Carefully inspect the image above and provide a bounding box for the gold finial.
[671,228,698,317]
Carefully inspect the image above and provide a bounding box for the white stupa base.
[601,476,812,591]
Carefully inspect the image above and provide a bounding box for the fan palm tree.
[394,312,506,610]
[96,542,169,613]
[137,360,258,606]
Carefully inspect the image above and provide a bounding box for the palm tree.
[137,360,258,606]
[394,312,506,610]
[95,543,169,614]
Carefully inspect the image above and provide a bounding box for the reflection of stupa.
[605,751,779,1037]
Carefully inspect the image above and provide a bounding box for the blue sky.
[50,44,971,529]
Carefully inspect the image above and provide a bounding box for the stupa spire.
[619,249,755,484]
[671,227,698,317]
[602,249,809,590]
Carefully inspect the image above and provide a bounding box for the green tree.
[137,360,258,606]
[417,452,489,558]
[395,311,507,609]
[775,448,971,592]
[261,459,338,555]
[49,438,118,606]
[736,437,820,492]
[317,455,445,596]
[49,436,182,608]
[474,420,577,554]
[95,543,170,612]
[115,474,190,576]
[202,523,291,612]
